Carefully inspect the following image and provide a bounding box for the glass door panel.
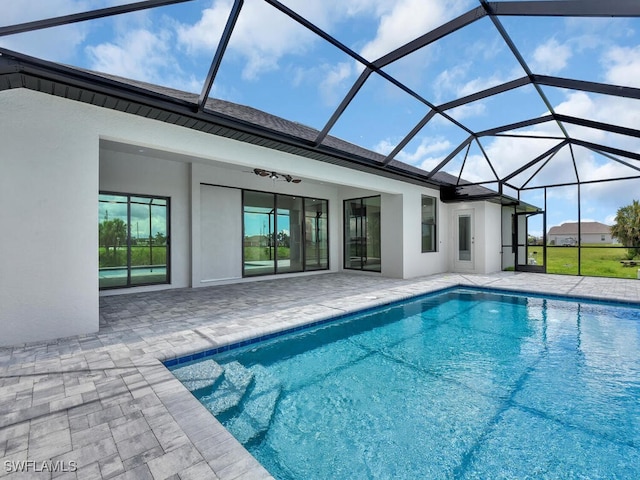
[130,197,168,285]
[344,196,381,272]
[276,195,303,274]
[455,210,474,270]
[243,191,275,276]
[99,194,129,288]
[458,214,472,261]
[516,211,546,272]
[345,199,364,269]
[362,196,381,272]
[304,199,328,270]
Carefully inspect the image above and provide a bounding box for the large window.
[421,195,437,253]
[344,196,381,272]
[99,192,169,289]
[243,191,328,276]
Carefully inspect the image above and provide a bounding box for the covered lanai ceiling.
[2,0,640,202]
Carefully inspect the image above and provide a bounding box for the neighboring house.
[1,52,531,346]
[548,222,613,245]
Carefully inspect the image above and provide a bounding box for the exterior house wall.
[402,190,449,278]
[484,203,503,274]
[449,201,502,275]
[1,88,505,346]
[1,89,99,346]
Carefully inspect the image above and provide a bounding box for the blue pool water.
[169,288,640,479]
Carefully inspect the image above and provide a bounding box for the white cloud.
[459,73,507,97]
[358,0,471,62]
[433,63,469,102]
[602,45,640,88]
[319,62,356,106]
[177,0,317,81]
[531,38,572,74]
[176,0,231,54]
[0,0,94,61]
[447,103,486,121]
[390,136,453,171]
[86,28,200,92]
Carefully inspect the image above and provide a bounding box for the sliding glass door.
[243,192,328,276]
[344,196,381,272]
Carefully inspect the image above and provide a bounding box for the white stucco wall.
[1,89,99,346]
[484,202,503,274]
[381,193,404,278]
[449,201,503,275]
[402,191,449,279]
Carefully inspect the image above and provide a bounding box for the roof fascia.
[0,50,449,190]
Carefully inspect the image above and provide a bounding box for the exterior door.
[455,210,474,270]
[515,211,546,273]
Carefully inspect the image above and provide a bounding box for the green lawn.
[528,245,638,279]
[99,246,166,268]
[243,246,290,261]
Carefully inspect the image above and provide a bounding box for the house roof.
[548,221,611,235]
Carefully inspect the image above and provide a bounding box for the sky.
[3,0,640,236]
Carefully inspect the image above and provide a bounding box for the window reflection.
[243,191,276,276]
[344,196,381,272]
[99,193,169,289]
[305,199,328,270]
[243,192,328,276]
[421,195,437,253]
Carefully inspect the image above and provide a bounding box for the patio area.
[1,272,639,479]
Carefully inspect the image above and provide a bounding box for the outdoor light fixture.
[253,168,301,183]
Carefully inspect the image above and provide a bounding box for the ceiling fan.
[253,168,302,183]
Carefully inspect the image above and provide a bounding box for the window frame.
[98,191,171,290]
[343,195,382,272]
[241,189,329,277]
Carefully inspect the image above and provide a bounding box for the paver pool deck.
[1,272,640,479]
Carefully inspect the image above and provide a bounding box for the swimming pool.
[168,288,640,479]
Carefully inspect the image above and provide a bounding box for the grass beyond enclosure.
[244,246,290,261]
[99,246,166,268]
[528,245,638,279]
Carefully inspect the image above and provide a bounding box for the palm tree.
[99,218,127,261]
[611,200,640,259]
